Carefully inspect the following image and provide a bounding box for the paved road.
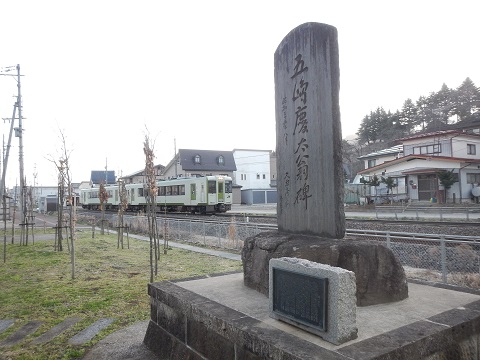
[230,204,480,221]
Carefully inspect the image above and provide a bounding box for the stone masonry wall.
[144,277,480,360]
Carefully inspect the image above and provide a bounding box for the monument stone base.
[242,231,408,306]
[144,272,480,360]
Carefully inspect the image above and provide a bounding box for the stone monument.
[143,23,480,360]
[242,22,408,306]
[275,22,344,238]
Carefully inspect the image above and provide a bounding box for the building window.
[263,174,266,179]
[467,144,476,155]
[217,155,225,165]
[413,144,441,155]
[194,155,201,164]
[367,159,376,168]
[256,174,260,179]
[241,174,247,181]
[467,173,480,184]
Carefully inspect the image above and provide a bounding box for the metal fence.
[345,229,480,288]
[110,215,480,289]
[368,205,480,222]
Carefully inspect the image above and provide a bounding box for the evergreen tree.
[453,77,480,121]
[429,83,454,126]
[399,98,417,134]
[415,95,431,131]
[354,78,479,145]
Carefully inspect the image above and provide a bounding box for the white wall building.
[355,130,480,203]
[233,149,272,189]
[233,149,277,205]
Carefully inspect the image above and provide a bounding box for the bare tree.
[143,134,160,282]
[55,160,66,251]
[48,130,76,279]
[99,182,108,235]
[117,179,128,249]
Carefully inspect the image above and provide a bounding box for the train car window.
[179,185,185,195]
[172,186,178,195]
[159,186,165,196]
[208,180,216,194]
[225,181,232,193]
[166,186,172,196]
[138,188,144,197]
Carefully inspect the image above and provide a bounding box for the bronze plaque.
[272,267,327,331]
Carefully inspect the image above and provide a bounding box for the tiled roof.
[178,149,237,171]
[358,145,403,159]
[90,171,115,184]
[396,130,464,142]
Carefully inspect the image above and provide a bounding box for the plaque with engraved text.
[272,268,328,331]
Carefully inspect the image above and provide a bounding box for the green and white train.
[80,175,233,214]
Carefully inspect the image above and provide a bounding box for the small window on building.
[194,155,201,164]
[256,174,260,179]
[413,144,442,155]
[467,144,476,155]
[217,155,225,165]
[263,174,266,179]
[367,159,376,168]
[467,173,480,184]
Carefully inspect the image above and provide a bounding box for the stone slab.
[269,257,357,345]
[0,319,15,334]
[68,318,116,345]
[32,317,81,344]
[0,320,43,347]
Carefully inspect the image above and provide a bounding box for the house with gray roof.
[162,149,237,179]
[90,170,116,185]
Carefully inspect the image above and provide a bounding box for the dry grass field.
[0,230,242,359]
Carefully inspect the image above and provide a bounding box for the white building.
[233,149,277,204]
[233,149,271,188]
[355,130,480,203]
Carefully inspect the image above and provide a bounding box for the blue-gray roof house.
[90,170,116,185]
[162,149,237,179]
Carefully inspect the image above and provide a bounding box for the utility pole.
[0,65,24,224]
[15,65,26,229]
[33,164,37,209]
[174,137,177,177]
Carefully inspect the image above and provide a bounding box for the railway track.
[78,208,479,227]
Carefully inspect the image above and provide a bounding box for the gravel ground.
[345,220,480,237]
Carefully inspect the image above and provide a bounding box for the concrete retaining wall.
[144,277,480,360]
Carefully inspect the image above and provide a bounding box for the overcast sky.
[1,0,479,187]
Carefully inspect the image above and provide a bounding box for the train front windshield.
[225,180,232,193]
